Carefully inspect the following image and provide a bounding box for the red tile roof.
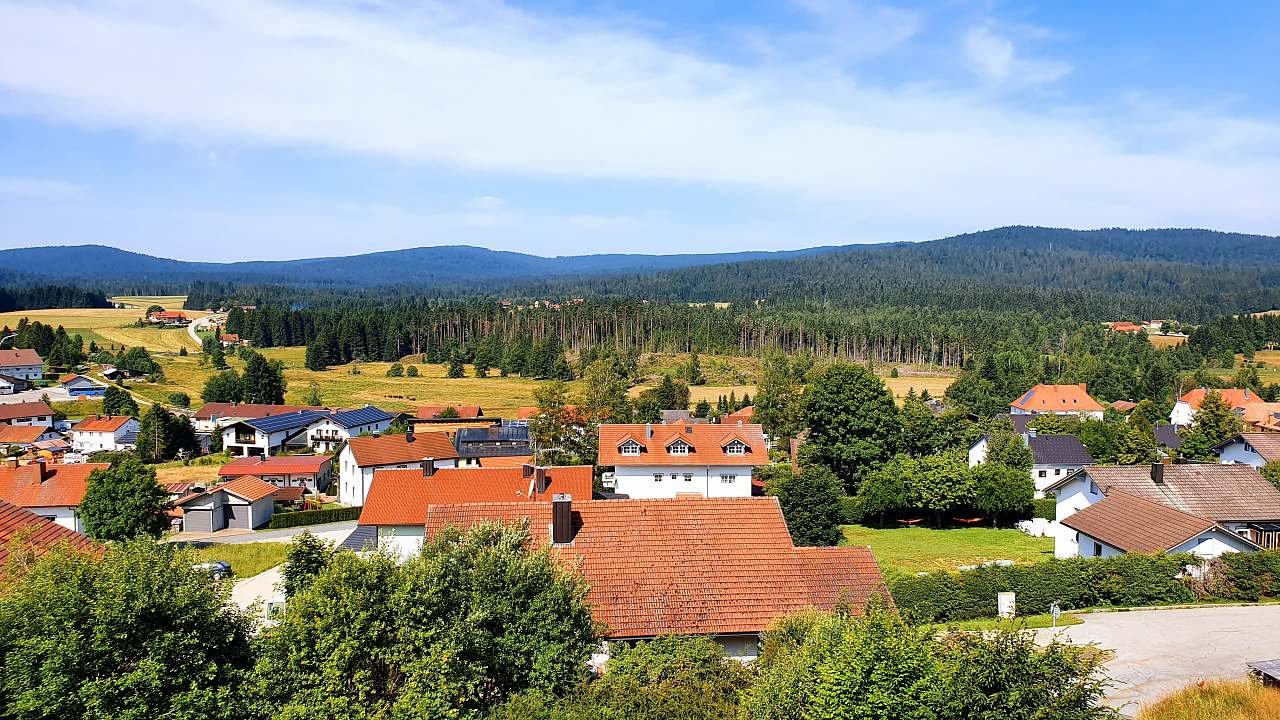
[0,499,97,565]
[477,454,535,468]
[218,454,332,477]
[1108,322,1143,333]
[723,406,755,422]
[193,402,326,421]
[0,349,42,368]
[273,486,307,503]
[0,463,110,509]
[0,425,49,444]
[1177,388,1266,411]
[58,373,85,384]
[148,311,187,320]
[1061,490,1223,554]
[1110,400,1138,412]
[70,415,134,433]
[347,432,458,467]
[215,475,277,503]
[423,497,889,639]
[359,465,594,526]
[418,404,484,419]
[0,401,54,422]
[598,423,768,466]
[1010,384,1105,413]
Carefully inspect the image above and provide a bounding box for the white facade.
[336,445,457,506]
[967,437,988,466]
[26,505,80,532]
[307,417,392,454]
[377,525,426,560]
[5,413,53,428]
[1031,463,1086,496]
[1169,401,1195,427]
[222,423,318,457]
[0,363,43,382]
[1217,438,1269,469]
[611,464,754,499]
[1052,473,1106,558]
[70,418,139,452]
[1070,526,1256,561]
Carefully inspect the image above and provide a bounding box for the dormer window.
[725,440,748,456]
[668,440,692,456]
[620,440,642,456]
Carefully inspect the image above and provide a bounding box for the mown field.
[841,525,1055,573]
[1149,334,1188,348]
[0,298,206,353]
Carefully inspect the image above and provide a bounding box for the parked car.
[192,560,232,580]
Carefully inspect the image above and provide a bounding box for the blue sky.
[1,1,1278,261]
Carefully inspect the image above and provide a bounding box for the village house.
[1216,433,1280,469]
[0,374,33,395]
[58,373,106,397]
[353,495,888,663]
[1049,463,1280,557]
[0,498,97,566]
[0,401,55,428]
[722,405,755,424]
[1060,489,1260,560]
[350,464,594,558]
[218,454,333,493]
[1107,321,1144,333]
[191,402,326,434]
[146,310,190,327]
[0,460,111,532]
[597,422,768,499]
[221,410,330,457]
[69,415,140,453]
[219,333,245,347]
[336,426,459,506]
[453,424,533,468]
[304,406,395,454]
[1009,383,1105,420]
[968,428,1094,496]
[176,476,277,532]
[0,424,62,452]
[0,349,44,382]
[1169,387,1271,427]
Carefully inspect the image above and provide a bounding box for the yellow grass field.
[1149,334,1188,348]
[629,374,955,405]
[0,298,207,352]
[110,295,190,309]
[154,463,224,485]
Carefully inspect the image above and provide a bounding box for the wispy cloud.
[0,176,85,200]
[0,0,1277,248]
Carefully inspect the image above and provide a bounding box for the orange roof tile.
[347,431,458,467]
[1177,387,1267,411]
[0,401,54,422]
[723,406,755,422]
[1108,322,1143,333]
[218,454,332,477]
[214,475,277,503]
[423,497,890,638]
[477,454,535,468]
[70,415,134,433]
[598,423,768,466]
[0,425,49,444]
[0,499,97,565]
[1010,384,1105,413]
[0,463,110,508]
[360,465,593,526]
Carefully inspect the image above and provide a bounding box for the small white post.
[998,592,1016,619]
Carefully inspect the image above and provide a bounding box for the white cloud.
[0,0,1276,247]
[0,177,85,200]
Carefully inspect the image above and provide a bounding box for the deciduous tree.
[802,363,901,491]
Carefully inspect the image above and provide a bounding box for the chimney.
[1151,462,1164,485]
[405,423,415,442]
[36,458,51,483]
[522,463,535,479]
[421,457,435,477]
[645,423,653,439]
[551,494,573,545]
[533,467,549,495]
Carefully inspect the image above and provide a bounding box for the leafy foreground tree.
[78,457,170,540]
[801,363,901,492]
[101,384,139,417]
[1179,390,1244,461]
[767,464,846,547]
[281,531,335,598]
[744,604,1119,720]
[250,522,597,719]
[0,541,256,720]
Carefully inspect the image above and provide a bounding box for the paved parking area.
[1037,605,1280,715]
[0,387,72,404]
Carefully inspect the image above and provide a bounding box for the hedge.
[890,553,1196,622]
[267,506,361,529]
[1031,497,1056,521]
[1202,551,1280,601]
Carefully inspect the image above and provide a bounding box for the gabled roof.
[0,349,42,368]
[1028,434,1094,465]
[59,373,89,384]
[194,402,326,421]
[346,431,459,467]
[0,499,97,565]
[1010,384,1105,414]
[422,497,890,639]
[359,465,594,526]
[1177,387,1266,411]
[181,475,277,504]
[1216,433,1280,464]
[417,404,483,419]
[0,463,110,509]
[70,415,134,433]
[1154,424,1181,449]
[598,423,769,466]
[327,406,394,429]
[0,401,53,422]
[241,410,329,434]
[1054,464,1280,522]
[1110,400,1137,413]
[218,454,332,477]
[0,425,50,444]
[1061,490,1231,554]
[723,406,755,422]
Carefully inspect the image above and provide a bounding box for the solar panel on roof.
[245,411,328,433]
[330,406,394,428]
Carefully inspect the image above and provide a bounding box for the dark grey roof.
[329,406,393,429]
[341,524,378,552]
[454,424,532,459]
[661,410,706,424]
[1155,424,1181,449]
[457,425,530,443]
[1028,434,1094,465]
[993,413,1032,434]
[243,410,328,433]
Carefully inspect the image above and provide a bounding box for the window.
[683,473,693,482]
[720,474,736,484]
[1054,468,1061,476]
[621,441,642,456]
[670,473,678,480]
[725,441,747,456]
[668,441,690,456]
[1038,470,1047,478]
[1092,541,1102,557]
[653,473,663,482]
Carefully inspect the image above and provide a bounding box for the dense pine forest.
[0,283,111,312]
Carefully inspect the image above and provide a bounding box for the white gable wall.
[1217,440,1267,469]
[612,465,754,499]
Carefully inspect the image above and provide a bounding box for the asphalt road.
[192,520,358,545]
[1037,604,1280,715]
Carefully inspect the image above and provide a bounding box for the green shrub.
[1032,497,1056,520]
[267,506,361,529]
[839,494,864,524]
[1205,550,1280,601]
[890,553,1195,622]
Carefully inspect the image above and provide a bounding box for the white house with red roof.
[0,460,111,532]
[597,422,768,499]
[0,349,44,382]
[0,498,97,566]
[1170,387,1267,427]
[218,454,333,493]
[1010,384,1105,420]
[69,415,140,453]
[176,476,278,533]
[0,424,61,451]
[336,426,459,506]
[0,401,55,428]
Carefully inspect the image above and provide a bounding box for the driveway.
[172,520,357,545]
[1037,605,1280,715]
[0,387,72,404]
[189,313,225,347]
[231,566,282,615]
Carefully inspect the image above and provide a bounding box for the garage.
[177,476,277,533]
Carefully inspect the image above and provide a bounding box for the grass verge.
[187,542,288,579]
[1138,679,1280,720]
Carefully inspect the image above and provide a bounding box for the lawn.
[936,613,1082,631]
[52,398,105,419]
[841,525,1055,573]
[186,542,288,579]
